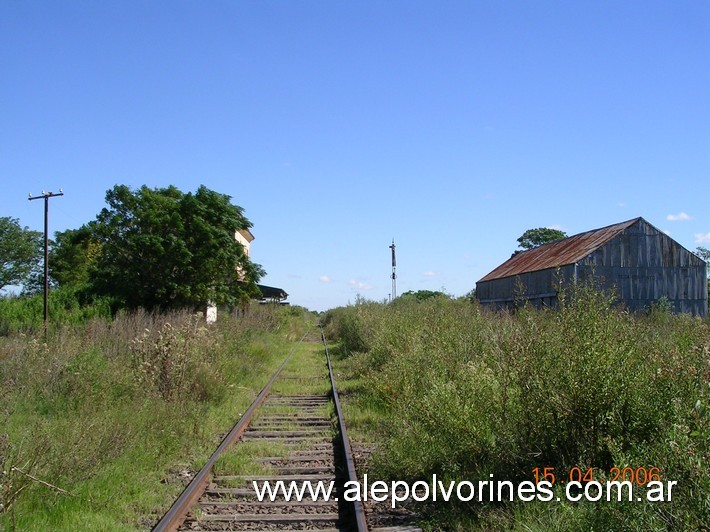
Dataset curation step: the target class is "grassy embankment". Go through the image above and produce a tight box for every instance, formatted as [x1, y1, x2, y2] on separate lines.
[324, 285, 708, 530]
[0, 299, 313, 530]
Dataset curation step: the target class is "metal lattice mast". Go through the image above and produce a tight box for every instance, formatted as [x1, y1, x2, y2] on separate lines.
[389, 239, 397, 301]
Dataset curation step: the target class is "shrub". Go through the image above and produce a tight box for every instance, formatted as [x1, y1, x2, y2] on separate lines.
[331, 284, 709, 528]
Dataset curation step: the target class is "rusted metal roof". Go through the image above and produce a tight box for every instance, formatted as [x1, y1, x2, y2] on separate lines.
[478, 218, 642, 282]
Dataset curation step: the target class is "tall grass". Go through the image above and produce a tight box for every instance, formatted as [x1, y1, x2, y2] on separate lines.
[0, 304, 312, 530]
[324, 285, 709, 529]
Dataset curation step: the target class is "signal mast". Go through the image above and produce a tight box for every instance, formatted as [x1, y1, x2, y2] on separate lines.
[389, 239, 397, 302]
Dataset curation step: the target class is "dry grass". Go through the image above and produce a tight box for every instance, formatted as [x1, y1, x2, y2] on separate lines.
[0, 304, 314, 530]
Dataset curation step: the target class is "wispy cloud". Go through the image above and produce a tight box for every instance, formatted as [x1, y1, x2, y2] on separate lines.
[347, 279, 373, 291]
[422, 271, 438, 277]
[667, 212, 693, 222]
[695, 233, 710, 244]
[548, 224, 567, 232]
[617, 202, 627, 208]
[662, 229, 672, 236]
[319, 275, 331, 283]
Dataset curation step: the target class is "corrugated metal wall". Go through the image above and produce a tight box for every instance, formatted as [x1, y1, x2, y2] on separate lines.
[581, 219, 707, 316]
[476, 265, 575, 310]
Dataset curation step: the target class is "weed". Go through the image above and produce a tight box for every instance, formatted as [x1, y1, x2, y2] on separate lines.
[326, 284, 709, 529]
[0, 305, 313, 529]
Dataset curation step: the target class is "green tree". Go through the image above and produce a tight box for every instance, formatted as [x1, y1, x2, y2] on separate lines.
[22, 227, 100, 296]
[50, 227, 96, 288]
[0, 216, 42, 291]
[33, 225, 102, 300]
[399, 289, 448, 302]
[516, 227, 568, 251]
[69, 184, 264, 311]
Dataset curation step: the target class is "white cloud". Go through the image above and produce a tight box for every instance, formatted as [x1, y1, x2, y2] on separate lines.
[319, 275, 331, 283]
[662, 229, 672, 236]
[695, 233, 710, 244]
[347, 279, 373, 291]
[617, 202, 627, 208]
[422, 271, 438, 277]
[667, 212, 693, 222]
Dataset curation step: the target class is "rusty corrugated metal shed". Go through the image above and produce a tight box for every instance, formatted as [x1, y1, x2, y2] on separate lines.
[478, 218, 641, 282]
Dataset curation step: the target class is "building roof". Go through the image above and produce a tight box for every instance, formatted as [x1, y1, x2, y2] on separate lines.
[478, 217, 642, 283]
[257, 284, 288, 300]
[238, 228, 255, 242]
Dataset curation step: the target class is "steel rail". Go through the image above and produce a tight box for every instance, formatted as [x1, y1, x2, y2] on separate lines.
[152, 329, 310, 532]
[321, 325, 369, 532]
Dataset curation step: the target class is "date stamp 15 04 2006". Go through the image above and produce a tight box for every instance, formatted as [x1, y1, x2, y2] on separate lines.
[532, 466, 677, 503]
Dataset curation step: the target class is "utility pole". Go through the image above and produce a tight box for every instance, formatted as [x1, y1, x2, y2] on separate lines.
[28, 189, 64, 332]
[389, 239, 397, 301]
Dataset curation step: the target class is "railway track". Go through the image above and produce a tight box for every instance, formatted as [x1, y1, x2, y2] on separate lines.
[153, 328, 372, 531]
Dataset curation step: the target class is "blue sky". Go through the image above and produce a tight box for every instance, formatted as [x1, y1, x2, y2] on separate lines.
[1, 1, 708, 311]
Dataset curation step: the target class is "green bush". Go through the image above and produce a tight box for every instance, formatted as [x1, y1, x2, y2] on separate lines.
[0, 287, 112, 334]
[330, 284, 709, 529]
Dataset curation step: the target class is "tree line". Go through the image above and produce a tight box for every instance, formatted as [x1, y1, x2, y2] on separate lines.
[0, 184, 264, 312]
[2, 200, 708, 313]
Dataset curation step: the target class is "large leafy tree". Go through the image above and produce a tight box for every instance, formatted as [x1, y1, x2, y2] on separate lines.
[0, 216, 42, 291]
[59, 185, 264, 310]
[517, 227, 568, 251]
